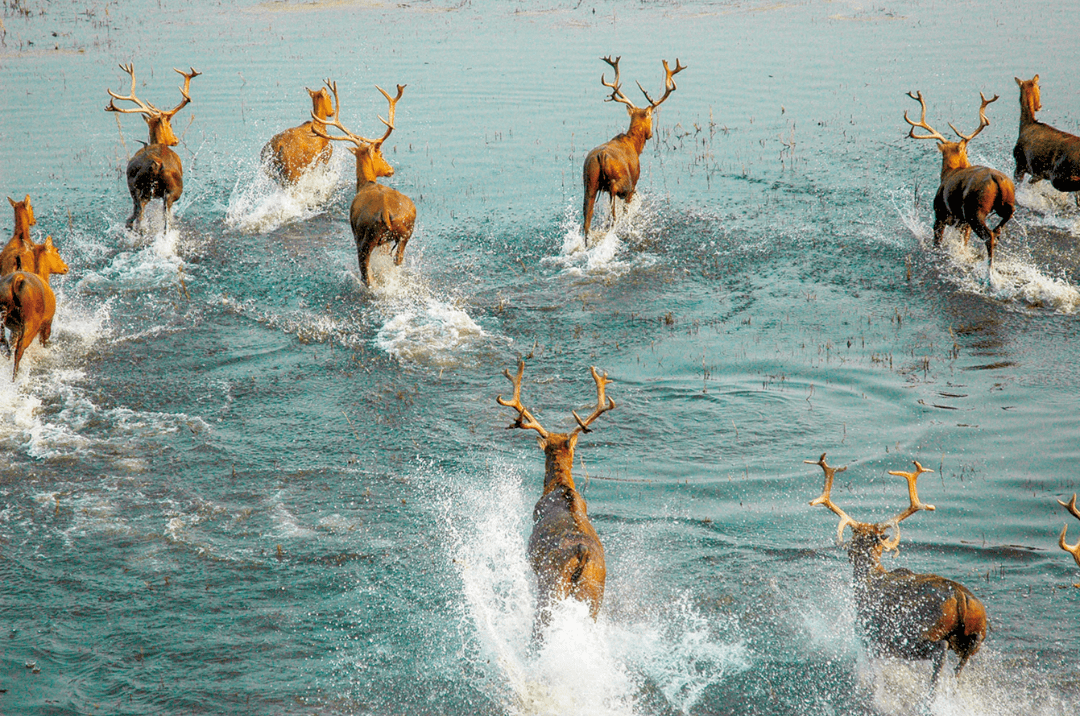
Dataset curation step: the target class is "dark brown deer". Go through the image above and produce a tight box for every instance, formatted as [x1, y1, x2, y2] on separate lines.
[261, 85, 335, 184]
[105, 63, 201, 231]
[806, 454, 988, 687]
[582, 56, 686, 242]
[1013, 75, 1080, 205]
[311, 80, 415, 286]
[497, 360, 616, 632]
[1058, 494, 1080, 587]
[905, 91, 1015, 271]
[0, 234, 68, 379]
[1, 195, 36, 275]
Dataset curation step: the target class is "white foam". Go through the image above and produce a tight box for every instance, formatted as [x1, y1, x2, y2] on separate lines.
[544, 196, 659, 278]
[225, 151, 346, 234]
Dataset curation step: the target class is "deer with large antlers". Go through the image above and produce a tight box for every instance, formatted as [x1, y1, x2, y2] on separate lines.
[497, 360, 616, 632]
[1013, 75, 1080, 206]
[904, 91, 1015, 272]
[1, 196, 37, 275]
[0, 235, 69, 379]
[261, 85, 335, 184]
[1058, 494, 1080, 587]
[105, 63, 201, 231]
[806, 454, 988, 687]
[311, 80, 415, 286]
[582, 56, 686, 242]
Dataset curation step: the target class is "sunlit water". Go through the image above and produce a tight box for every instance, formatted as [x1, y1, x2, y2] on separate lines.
[1, 1, 1079, 714]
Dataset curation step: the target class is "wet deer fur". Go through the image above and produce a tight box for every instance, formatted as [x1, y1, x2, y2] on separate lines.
[0, 236, 69, 379]
[1058, 493, 1080, 588]
[497, 360, 616, 630]
[905, 91, 1015, 269]
[311, 80, 415, 286]
[261, 85, 335, 184]
[1013, 75, 1080, 204]
[105, 63, 201, 231]
[807, 454, 988, 686]
[1, 196, 36, 276]
[582, 56, 686, 241]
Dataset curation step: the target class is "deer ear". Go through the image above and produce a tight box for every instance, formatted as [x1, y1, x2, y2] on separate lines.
[569, 432, 580, 450]
[44, 235, 54, 248]
[8, 197, 15, 208]
[536, 436, 548, 451]
[1015, 77, 1022, 86]
[1034, 74, 1039, 83]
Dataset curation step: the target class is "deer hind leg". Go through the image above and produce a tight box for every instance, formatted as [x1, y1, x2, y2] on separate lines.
[127, 196, 147, 230]
[355, 233, 377, 287]
[11, 327, 27, 379]
[1012, 145, 1028, 184]
[928, 641, 948, 689]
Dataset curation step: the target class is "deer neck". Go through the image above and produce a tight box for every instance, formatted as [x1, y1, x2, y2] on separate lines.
[354, 151, 383, 188]
[542, 441, 577, 495]
[939, 147, 971, 180]
[13, 214, 31, 243]
[1019, 91, 1039, 128]
[623, 120, 651, 155]
[147, 118, 178, 146]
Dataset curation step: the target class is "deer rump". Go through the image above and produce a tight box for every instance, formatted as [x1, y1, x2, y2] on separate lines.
[527, 486, 606, 620]
[934, 166, 1015, 235]
[348, 183, 416, 283]
[127, 144, 183, 223]
[584, 139, 641, 204]
[0, 271, 56, 377]
[857, 568, 987, 670]
[262, 124, 331, 184]
[1014, 122, 1080, 193]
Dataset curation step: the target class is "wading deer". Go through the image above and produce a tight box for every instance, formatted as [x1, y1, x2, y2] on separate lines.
[261, 85, 335, 184]
[105, 63, 201, 231]
[311, 80, 415, 286]
[0, 235, 69, 377]
[904, 91, 1015, 271]
[1, 195, 36, 275]
[497, 360, 616, 632]
[806, 454, 988, 687]
[1058, 494, 1080, 587]
[582, 56, 686, 242]
[1013, 75, 1080, 205]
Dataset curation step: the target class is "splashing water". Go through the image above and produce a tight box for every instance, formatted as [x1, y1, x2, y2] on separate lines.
[225, 152, 346, 234]
[545, 195, 658, 278]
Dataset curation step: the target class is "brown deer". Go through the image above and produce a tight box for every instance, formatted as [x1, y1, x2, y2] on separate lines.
[806, 454, 988, 687]
[904, 91, 1015, 271]
[310, 80, 415, 286]
[497, 359, 616, 632]
[1013, 75, 1080, 205]
[105, 63, 201, 232]
[582, 56, 686, 242]
[261, 85, 335, 184]
[1058, 494, 1080, 587]
[0, 232, 69, 377]
[1, 195, 36, 275]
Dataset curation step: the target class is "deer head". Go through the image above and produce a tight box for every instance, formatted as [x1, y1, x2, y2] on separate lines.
[105, 63, 201, 146]
[311, 79, 405, 186]
[308, 85, 334, 123]
[1015, 74, 1042, 118]
[1059, 494, 1080, 587]
[497, 359, 615, 493]
[904, 91, 999, 177]
[32, 236, 69, 283]
[8, 195, 35, 233]
[600, 56, 686, 142]
[807, 453, 935, 577]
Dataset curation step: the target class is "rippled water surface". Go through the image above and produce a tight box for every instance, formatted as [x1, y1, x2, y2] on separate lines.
[2, 1, 1079, 714]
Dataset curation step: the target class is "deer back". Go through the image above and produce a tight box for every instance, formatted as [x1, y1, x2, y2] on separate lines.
[348, 181, 416, 239]
[937, 164, 1015, 219]
[0, 271, 55, 331]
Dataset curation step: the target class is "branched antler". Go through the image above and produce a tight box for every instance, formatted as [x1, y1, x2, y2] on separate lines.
[106, 63, 156, 115]
[949, 92, 997, 143]
[881, 461, 936, 550]
[311, 80, 406, 148]
[903, 91, 947, 142]
[571, 367, 616, 436]
[601, 55, 637, 109]
[374, 84, 406, 146]
[496, 360, 550, 438]
[638, 59, 687, 109]
[165, 67, 202, 118]
[1059, 494, 1080, 585]
[806, 453, 863, 543]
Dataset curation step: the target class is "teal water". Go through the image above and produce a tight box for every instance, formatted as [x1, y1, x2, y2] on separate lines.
[1, 1, 1079, 714]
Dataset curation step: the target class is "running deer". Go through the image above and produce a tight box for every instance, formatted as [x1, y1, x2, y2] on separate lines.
[1058, 494, 1080, 587]
[0, 237, 69, 379]
[105, 63, 201, 231]
[497, 360, 616, 631]
[904, 91, 1015, 271]
[261, 85, 335, 184]
[806, 454, 988, 687]
[311, 80, 415, 286]
[1, 196, 36, 275]
[1013, 75, 1080, 205]
[582, 56, 686, 241]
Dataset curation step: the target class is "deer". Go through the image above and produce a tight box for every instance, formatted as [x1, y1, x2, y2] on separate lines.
[310, 80, 415, 286]
[496, 359, 616, 634]
[1013, 75, 1080, 206]
[1, 195, 36, 275]
[806, 454, 988, 688]
[1058, 494, 1080, 587]
[105, 63, 201, 232]
[582, 56, 686, 242]
[904, 91, 1015, 273]
[261, 85, 335, 184]
[0, 236, 69, 379]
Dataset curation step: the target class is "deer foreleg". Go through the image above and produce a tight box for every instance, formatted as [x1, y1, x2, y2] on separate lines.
[928, 642, 948, 689]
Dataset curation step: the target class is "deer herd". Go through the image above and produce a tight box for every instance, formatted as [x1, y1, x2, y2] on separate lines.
[5, 59, 1080, 691]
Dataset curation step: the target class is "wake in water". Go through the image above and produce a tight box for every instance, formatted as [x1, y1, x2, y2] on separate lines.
[224, 151, 347, 234]
[544, 195, 659, 279]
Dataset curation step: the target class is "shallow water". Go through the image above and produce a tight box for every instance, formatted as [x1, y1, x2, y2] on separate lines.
[1, 1, 1079, 714]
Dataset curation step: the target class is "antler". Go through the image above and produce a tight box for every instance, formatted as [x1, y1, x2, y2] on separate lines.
[807, 453, 864, 543]
[638, 58, 687, 109]
[163, 67, 201, 118]
[948, 92, 998, 143]
[903, 91, 948, 142]
[105, 63, 157, 115]
[373, 84, 406, 146]
[571, 367, 616, 436]
[1059, 494, 1080, 575]
[312, 81, 405, 148]
[881, 460, 936, 550]
[496, 360, 550, 439]
[601, 56, 638, 109]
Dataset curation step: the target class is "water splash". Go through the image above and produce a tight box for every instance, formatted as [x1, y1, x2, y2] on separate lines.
[544, 196, 658, 278]
[225, 151, 346, 234]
